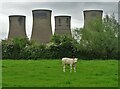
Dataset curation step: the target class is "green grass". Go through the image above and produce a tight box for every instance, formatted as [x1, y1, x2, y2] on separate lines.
[2, 59, 118, 87]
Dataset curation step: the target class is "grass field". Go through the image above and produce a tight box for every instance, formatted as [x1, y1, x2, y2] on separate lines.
[2, 59, 118, 87]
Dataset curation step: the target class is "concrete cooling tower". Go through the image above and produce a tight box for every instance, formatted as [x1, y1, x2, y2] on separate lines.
[54, 16, 71, 36]
[118, 1, 120, 25]
[83, 10, 103, 28]
[8, 15, 27, 40]
[31, 9, 52, 43]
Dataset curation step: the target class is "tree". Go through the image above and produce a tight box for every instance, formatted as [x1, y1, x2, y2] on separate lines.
[75, 14, 119, 59]
[49, 34, 77, 58]
[2, 37, 31, 59]
[102, 14, 118, 58]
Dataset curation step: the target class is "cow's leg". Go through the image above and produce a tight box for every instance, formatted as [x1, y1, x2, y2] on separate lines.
[74, 64, 76, 72]
[70, 64, 72, 72]
[63, 64, 66, 72]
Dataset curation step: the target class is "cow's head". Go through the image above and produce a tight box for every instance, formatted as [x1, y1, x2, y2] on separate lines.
[74, 58, 78, 63]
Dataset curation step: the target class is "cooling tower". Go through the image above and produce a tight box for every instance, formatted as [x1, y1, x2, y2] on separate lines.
[8, 15, 27, 40]
[54, 16, 71, 36]
[83, 10, 103, 28]
[118, 1, 120, 25]
[31, 9, 52, 43]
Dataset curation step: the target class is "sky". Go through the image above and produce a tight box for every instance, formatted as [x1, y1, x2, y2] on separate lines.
[0, 0, 119, 40]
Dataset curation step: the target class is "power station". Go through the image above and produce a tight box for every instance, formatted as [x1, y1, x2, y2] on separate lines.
[8, 15, 27, 40]
[7, 9, 104, 43]
[31, 9, 52, 43]
[83, 10, 103, 28]
[118, 1, 120, 24]
[54, 15, 71, 36]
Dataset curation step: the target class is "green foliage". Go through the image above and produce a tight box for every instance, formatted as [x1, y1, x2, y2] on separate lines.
[75, 14, 118, 59]
[2, 37, 31, 59]
[2, 35, 77, 59]
[48, 34, 77, 58]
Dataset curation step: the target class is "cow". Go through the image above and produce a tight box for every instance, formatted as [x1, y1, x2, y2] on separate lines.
[62, 57, 78, 72]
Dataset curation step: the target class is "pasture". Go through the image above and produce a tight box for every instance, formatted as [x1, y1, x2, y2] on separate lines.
[2, 59, 118, 87]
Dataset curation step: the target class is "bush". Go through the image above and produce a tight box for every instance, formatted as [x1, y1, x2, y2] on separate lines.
[2, 23, 118, 60]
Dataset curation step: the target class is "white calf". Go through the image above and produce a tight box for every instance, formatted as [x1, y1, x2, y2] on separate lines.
[62, 57, 78, 72]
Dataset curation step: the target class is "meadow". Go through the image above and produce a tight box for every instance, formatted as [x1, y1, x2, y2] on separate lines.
[2, 59, 118, 87]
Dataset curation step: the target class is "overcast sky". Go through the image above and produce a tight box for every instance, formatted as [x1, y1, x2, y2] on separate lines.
[0, 0, 119, 40]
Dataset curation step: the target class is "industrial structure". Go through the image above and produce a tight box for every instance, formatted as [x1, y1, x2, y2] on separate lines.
[54, 15, 71, 36]
[83, 10, 103, 28]
[8, 15, 27, 40]
[31, 9, 52, 43]
[118, 1, 120, 24]
[7, 9, 105, 43]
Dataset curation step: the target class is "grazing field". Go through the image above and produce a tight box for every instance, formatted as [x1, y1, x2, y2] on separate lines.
[2, 59, 118, 87]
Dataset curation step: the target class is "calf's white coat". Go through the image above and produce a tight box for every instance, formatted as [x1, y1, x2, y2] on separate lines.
[62, 57, 78, 72]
